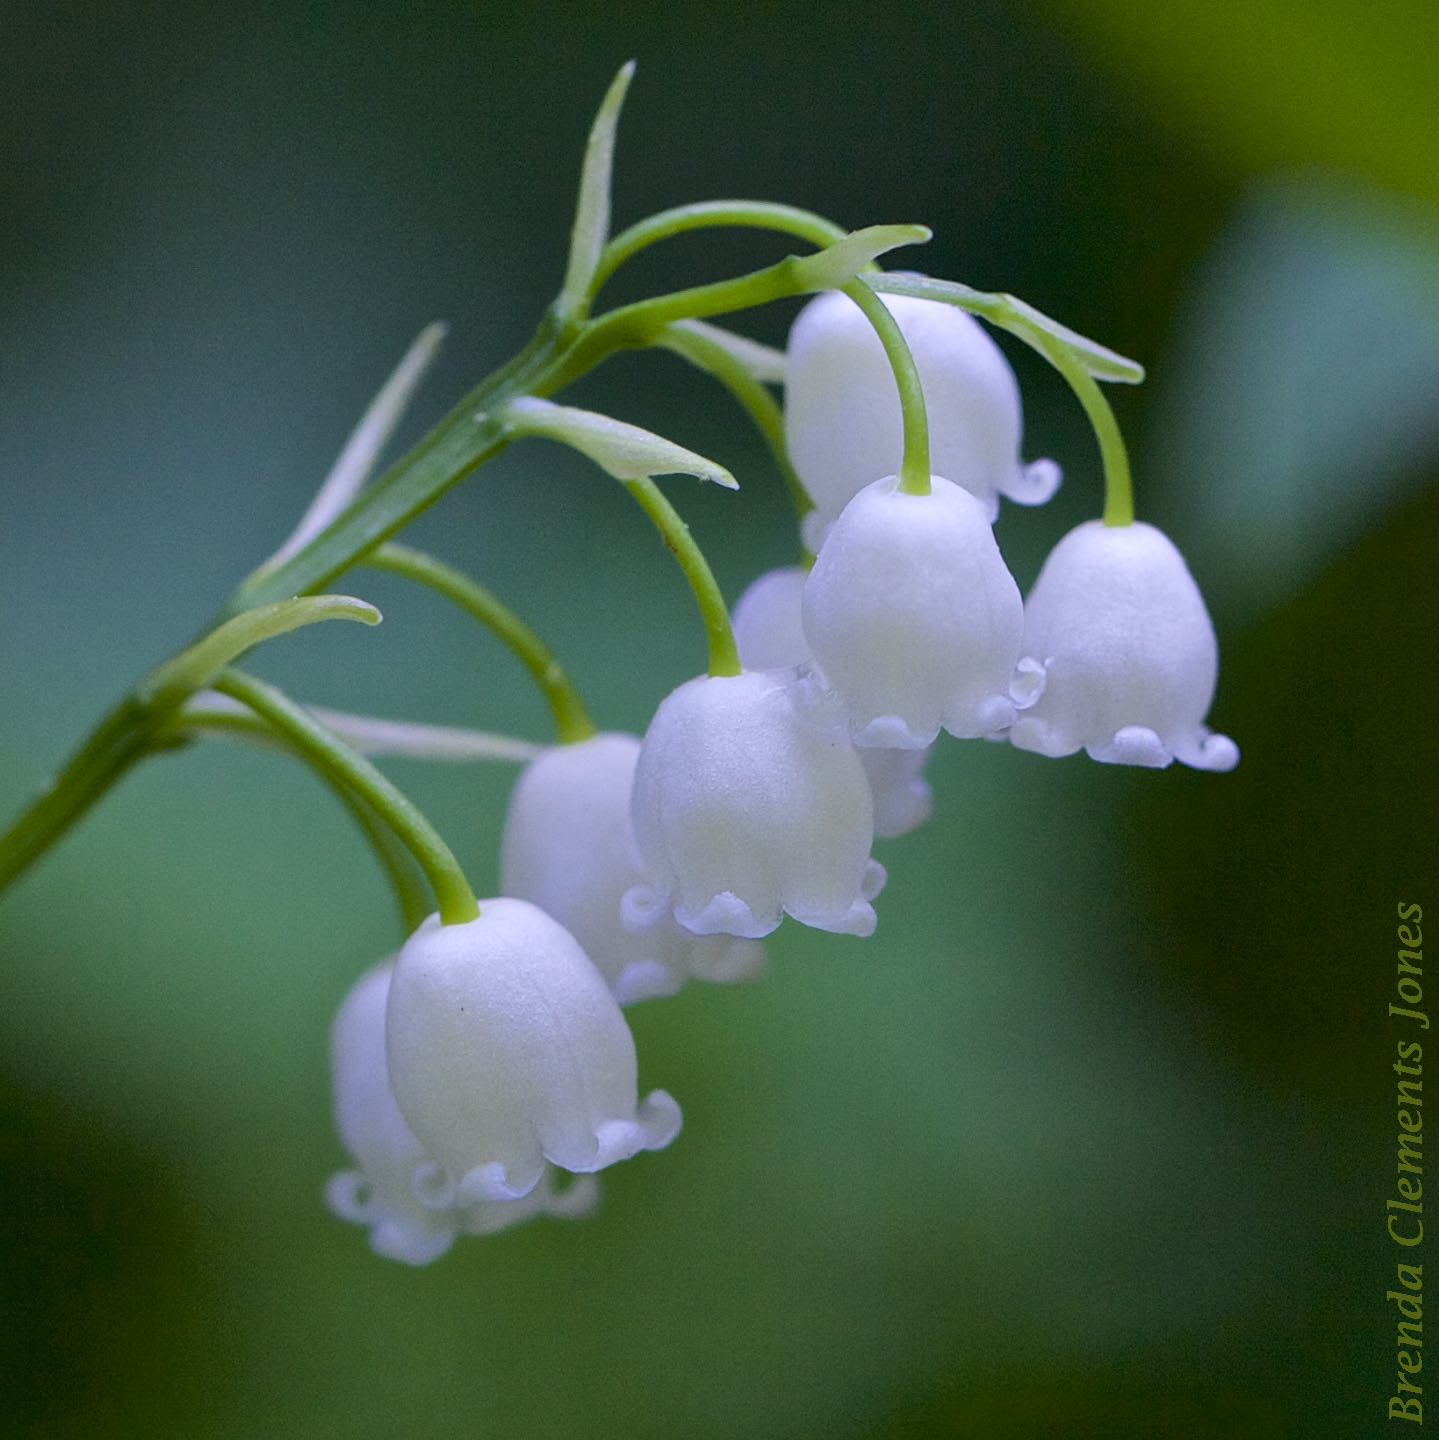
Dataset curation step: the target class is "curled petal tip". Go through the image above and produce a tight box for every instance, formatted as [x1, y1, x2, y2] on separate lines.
[1010, 657, 1046, 710]
[456, 1159, 544, 1205]
[853, 713, 936, 751]
[1006, 457, 1062, 507]
[1088, 726, 1173, 768]
[677, 890, 778, 940]
[1178, 731, 1240, 773]
[324, 1170, 371, 1225]
[638, 1089, 683, 1150]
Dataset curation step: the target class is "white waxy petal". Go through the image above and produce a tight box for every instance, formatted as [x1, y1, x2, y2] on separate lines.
[801, 475, 1041, 747]
[500, 733, 765, 1004]
[733, 565, 935, 839]
[326, 962, 596, 1266]
[784, 289, 1059, 533]
[624, 670, 885, 939]
[859, 747, 935, 840]
[1009, 520, 1239, 771]
[731, 567, 809, 672]
[385, 902, 680, 1209]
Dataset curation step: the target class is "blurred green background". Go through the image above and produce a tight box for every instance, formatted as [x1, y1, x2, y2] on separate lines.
[2, 2, 1437, 1436]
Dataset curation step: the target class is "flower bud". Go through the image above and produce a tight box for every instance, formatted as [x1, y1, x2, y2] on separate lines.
[325, 962, 596, 1265]
[732, 565, 935, 838]
[500, 733, 765, 1004]
[800, 476, 1042, 748]
[784, 289, 1059, 543]
[624, 670, 885, 939]
[1009, 520, 1239, 770]
[385, 902, 681, 1207]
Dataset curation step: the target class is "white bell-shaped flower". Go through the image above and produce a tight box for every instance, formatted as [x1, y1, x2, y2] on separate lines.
[800, 475, 1043, 748]
[624, 670, 885, 939]
[325, 962, 597, 1266]
[732, 565, 934, 839]
[1009, 520, 1239, 770]
[500, 733, 765, 1004]
[386, 901, 681, 1207]
[784, 289, 1059, 544]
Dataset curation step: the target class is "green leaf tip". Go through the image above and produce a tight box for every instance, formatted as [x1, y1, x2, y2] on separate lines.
[503, 396, 738, 489]
[796, 224, 933, 291]
[140, 595, 381, 712]
[558, 61, 638, 319]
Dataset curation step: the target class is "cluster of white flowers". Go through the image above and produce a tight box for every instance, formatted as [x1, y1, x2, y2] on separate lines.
[327, 289, 1237, 1264]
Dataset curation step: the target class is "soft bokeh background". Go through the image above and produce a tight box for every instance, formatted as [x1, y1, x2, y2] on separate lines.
[3, 2, 1437, 1436]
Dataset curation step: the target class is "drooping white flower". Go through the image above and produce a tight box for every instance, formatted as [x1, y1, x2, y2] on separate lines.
[800, 475, 1043, 748]
[325, 962, 597, 1266]
[623, 670, 885, 939]
[500, 733, 765, 1004]
[732, 565, 934, 838]
[1009, 520, 1239, 770]
[385, 902, 681, 1207]
[784, 289, 1059, 545]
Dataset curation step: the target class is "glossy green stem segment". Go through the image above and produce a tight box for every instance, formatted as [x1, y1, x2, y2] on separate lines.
[622, 478, 741, 677]
[656, 322, 813, 518]
[594, 200, 849, 294]
[365, 543, 596, 744]
[211, 669, 478, 926]
[1026, 333, 1135, 527]
[841, 278, 931, 496]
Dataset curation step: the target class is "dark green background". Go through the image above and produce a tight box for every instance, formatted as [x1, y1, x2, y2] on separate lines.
[3, 2, 1436, 1436]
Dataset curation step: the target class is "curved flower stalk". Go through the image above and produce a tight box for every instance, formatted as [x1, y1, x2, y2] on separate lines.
[501, 733, 765, 1004]
[624, 670, 885, 939]
[385, 901, 680, 1206]
[799, 475, 1043, 747]
[784, 289, 1059, 545]
[731, 567, 934, 839]
[1009, 521, 1239, 770]
[327, 962, 596, 1266]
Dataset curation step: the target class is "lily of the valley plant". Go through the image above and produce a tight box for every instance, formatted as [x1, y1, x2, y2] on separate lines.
[0, 65, 1237, 1265]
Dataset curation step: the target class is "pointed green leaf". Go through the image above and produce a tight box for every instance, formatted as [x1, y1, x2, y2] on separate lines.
[794, 224, 933, 292]
[557, 61, 637, 319]
[178, 694, 541, 763]
[503, 396, 738, 488]
[140, 595, 381, 710]
[257, 322, 447, 577]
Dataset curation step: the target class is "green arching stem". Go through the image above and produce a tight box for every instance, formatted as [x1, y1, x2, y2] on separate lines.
[1024, 330, 1135, 526]
[542, 224, 929, 394]
[593, 200, 848, 295]
[364, 543, 596, 744]
[211, 668, 479, 926]
[867, 271, 1138, 524]
[841, 278, 931, 496]
[622, 477, 741, 677]
[656, 322, 813, 519]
